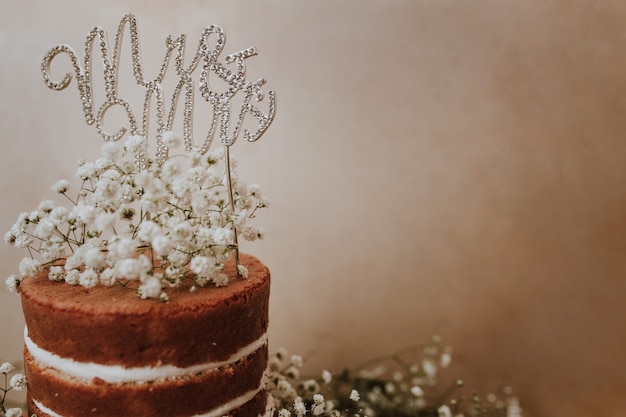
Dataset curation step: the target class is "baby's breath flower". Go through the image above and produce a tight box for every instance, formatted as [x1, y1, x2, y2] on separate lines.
[207, 146, 224, 162]
[79, 269, 99, 288]
[18, 258, 41, 278]
[124, 134, 147, 154]
[285, 365, 300, 380]
[137, 276, 162, 299]
[75, 161, 98, 180]
[276, 347, 288, 360]
[312, 394, 325, 415]
[239, 224, 264, 241]
[167, 249, 189, 268]
[100, 268, 116, 287]
[51, 179, 70, 194]
[114, 258, 144, 279]
[350, 389, 360, 402]
[64, 252, 84, 271]
[0, 362, 15, 374]
[301, 379, 319, 394]
[248, 183, 262, 197]
[72, 203, 96, 225]
[423, 358, 438, 377]
[95, 157, 111, 170]
[191, 190, 212, 214]
[5, 408, 23, 417]
[137, 221, 162, 243]
[48, 266, 65, 282]
[94, 179, 120, 205]
[440, 352, 452, 368]
[277, 379, 297, 399]
[84, 247, 106, 269]
[64, 269, 80, 285]
[9, 373, 27, 390]
[278, 409, 291, 417]
[101, 141, 122, 160]
[237, 264, 249, 278]
[291, 355, 304, 368]
[410, 385, 424, 397]
[506, 398, 523, 417]
[212, 273, 229, 287]
[108, 236, 137, 260]
[190, 256, 213, 276]
[161, 130, 181, 148]
[120, 207, 136, 221]
[189, 151, 202, 167]
[321, 370, 332, 384]
[5, 274, 21, 293]
[4, 230, 17, 246]
[438, 405, 452, 417]
[293, 399, 307, 417]
[33, 219, 55, 240]
[37, 200, 55, 214]
[213, 227, 233, 245]
[161, 159, 180, 177]
[152, 235, 173, 255]
[94, 212, 116, 233]
[49, 206, 69, 224]
[172, 222, 193, 242]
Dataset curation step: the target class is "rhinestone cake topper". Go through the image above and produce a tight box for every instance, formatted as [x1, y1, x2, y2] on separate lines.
[41, 13, 276, 271]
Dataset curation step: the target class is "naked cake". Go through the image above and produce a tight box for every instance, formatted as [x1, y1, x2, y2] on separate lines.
[20, 254, 271, 417]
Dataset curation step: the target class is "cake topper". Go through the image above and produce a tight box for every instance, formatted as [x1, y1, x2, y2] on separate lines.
[40, 13, 276, 272]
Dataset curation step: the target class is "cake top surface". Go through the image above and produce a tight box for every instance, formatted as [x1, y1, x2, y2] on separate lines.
[19, 254, 270, 315]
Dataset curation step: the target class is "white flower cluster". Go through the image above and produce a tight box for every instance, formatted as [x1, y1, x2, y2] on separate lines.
[265, 338, 522, 417]
[4, 132, 268, 299]
[265, 348, 354, 417]
[0, 361, 26, 417]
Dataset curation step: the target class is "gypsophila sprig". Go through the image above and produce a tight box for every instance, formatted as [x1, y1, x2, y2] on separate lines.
[4, 132, 268, 299]
[265, 337, 523, 417]
[0, 361, 25, 416]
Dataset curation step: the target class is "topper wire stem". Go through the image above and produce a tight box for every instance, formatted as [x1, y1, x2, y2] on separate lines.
[224, 145, 241, 274]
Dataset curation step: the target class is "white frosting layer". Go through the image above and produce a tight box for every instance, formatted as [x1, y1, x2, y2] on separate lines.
[24, 326, 267, 383]
[191, 386, 264, 417]
[31, 400, 62, 417]
[33, 386, 266, 417]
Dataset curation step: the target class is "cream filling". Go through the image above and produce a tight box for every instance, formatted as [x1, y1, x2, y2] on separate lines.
[24, 326, 268, 383]
[33, 385, 266, 417]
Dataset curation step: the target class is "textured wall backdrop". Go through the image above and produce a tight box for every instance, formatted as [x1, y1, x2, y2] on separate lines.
[1, 1, 625, 416]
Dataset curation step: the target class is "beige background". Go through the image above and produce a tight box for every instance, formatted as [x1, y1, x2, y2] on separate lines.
[1, 1, 626, 416]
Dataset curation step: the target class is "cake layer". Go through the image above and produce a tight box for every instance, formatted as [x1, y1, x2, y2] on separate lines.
[19, 254, 270, 368]
[25, 344, 269, 417]
[28, 390, 270, 417]
[24, 326, 267, 383]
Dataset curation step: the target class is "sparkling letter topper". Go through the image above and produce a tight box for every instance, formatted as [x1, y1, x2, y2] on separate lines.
[41, 13, 276, 272]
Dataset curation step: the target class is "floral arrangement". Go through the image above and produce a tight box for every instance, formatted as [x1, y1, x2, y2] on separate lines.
[265, 337, 523, 417]
[0, 362, 26, 417]
[4, 132, 267, 299]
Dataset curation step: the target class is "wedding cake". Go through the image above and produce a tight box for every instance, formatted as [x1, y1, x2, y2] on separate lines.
[5, 13, 277, 417]
[21, 255, 271, 417]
